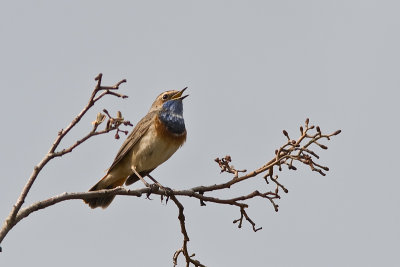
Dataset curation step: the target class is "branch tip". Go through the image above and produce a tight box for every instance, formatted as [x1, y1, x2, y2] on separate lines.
[94, 73, 102, 81]
[333, 129, 342, 135]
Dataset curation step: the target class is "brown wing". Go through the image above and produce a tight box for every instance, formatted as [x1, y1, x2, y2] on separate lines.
[106, 110, 157, 172]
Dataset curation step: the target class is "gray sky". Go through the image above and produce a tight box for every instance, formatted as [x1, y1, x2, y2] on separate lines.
[1, 1, 399, 266]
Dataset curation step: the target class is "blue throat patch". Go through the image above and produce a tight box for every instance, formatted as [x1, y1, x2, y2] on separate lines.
[158, 99, 186, 134]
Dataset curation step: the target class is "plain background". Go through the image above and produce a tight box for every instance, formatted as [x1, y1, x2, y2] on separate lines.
[1, 1, 399, 266]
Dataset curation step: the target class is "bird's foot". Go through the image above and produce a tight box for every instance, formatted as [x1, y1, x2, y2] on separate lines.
[150, 181, 172, 195]
[149, 183, 160, 191]
[160, 186, 173, 204]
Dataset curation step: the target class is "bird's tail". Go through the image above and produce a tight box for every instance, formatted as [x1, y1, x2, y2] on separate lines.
[83, 174, 125, 209]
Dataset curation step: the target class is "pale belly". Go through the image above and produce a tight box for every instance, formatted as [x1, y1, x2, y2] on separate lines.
[130, 124, 180, 172]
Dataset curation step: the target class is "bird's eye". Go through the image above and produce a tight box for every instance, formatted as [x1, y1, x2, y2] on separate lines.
[162, 94, 168, 100]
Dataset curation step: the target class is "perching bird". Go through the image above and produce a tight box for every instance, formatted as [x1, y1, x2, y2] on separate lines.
[84, 88, 188, 209]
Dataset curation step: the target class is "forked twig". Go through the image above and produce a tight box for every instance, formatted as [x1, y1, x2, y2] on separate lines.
[0, 74, 130, 245]
[0, 74, 341, 267]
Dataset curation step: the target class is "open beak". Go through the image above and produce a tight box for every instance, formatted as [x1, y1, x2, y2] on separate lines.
[171, 87, 189, 100]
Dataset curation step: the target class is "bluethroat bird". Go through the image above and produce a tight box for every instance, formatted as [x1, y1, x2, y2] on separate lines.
[84, 88, 188, 209]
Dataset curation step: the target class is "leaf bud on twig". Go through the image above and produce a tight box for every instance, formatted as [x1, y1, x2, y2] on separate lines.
[319, 144, 328, 150]
[92, 112, 106, 126]
[283, 130, 289, 140]
[289, 165, 297, 170]
[333, 129, 342, 135]
[103, 109, 111, 118]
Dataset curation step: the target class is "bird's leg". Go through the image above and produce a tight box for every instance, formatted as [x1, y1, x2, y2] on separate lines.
[146, 174, 164, 188]
[131, 167, 150, 187]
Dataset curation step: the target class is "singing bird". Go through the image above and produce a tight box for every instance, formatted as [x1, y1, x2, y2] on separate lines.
[84, 88, 188, 209]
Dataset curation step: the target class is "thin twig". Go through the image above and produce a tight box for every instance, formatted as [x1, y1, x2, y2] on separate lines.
[0, 71, 341, 267]
[170, 195, 206, 267]
[0, 74, 128, 244]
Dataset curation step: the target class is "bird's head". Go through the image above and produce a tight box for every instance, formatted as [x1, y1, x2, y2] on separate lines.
[149, 87, 188, 113]
[153, 87, 188, 135]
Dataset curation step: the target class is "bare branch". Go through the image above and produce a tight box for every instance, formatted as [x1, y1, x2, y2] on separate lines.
[0, 74, 128, 244]
[0, 73, 341, 267]
[171, 195, 206, 267]
[233, 207, 262, 232]
[214, 155, 247, 178]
